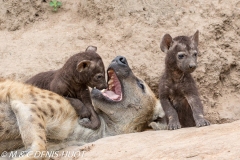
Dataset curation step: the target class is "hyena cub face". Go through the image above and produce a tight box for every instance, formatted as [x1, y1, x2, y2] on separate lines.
[88, 60, 107, 90]
[175, 44, 198, 73]
[161, 30, 199, 73]
[77, 46, 107, 90]
[78, 59, 106, 90]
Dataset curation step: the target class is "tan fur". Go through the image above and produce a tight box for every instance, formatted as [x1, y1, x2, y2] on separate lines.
[0, 77, 164, 160]
[0, 79, 78, 159]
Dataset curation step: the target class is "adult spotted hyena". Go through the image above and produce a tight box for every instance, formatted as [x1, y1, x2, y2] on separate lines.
[0, 56, 164, 160]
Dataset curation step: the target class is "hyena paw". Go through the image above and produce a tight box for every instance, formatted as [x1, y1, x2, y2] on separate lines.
[168, 121, 181, 130]
[149, 122, 168, 130]
[78, 117, 101, 130]
[195, 118, 210, 127]
[78, 118, 90, 125]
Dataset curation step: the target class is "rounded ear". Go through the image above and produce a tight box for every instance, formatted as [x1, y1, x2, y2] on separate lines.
[191, 30, 199, 47]
[160, 34, 173, 53]
[85, 46, 97, 52]
[76, 60, 91, 72]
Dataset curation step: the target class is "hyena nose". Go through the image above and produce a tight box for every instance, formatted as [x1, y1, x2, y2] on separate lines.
[114, 56, 128, 66]
[97, 84, 107, 90]
[102, 82, 108, 89]
[189, 64, 196, 69]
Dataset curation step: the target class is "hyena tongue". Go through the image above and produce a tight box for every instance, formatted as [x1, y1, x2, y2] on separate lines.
[102, 90, 120, 100]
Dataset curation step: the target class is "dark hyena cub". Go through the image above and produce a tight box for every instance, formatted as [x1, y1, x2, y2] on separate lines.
[159, 30, 210, 130]
[26, 46, 107, 130]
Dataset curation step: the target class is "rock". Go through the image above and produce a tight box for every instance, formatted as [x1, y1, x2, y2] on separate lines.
[56, 120, 240, 159]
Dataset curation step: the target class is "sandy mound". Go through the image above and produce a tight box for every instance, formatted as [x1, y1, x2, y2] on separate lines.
[57, 120, 240, 159]
[0, 0, 240, 159]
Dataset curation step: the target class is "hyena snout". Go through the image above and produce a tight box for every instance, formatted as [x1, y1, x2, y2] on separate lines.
[97, 83, 108, 90]
[189, 62, 197, 70]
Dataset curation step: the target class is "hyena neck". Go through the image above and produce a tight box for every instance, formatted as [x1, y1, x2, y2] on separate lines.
[57, 68, 85, 88]
[165, 67, 188, 83]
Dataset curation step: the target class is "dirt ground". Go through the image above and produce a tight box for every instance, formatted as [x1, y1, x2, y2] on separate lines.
[58, 120, 240, 160]
[0, 0, 240, 159]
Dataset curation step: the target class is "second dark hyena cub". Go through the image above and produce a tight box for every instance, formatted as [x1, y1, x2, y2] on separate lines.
[159, 30, 210, 130]
[26, 46, 107, 130]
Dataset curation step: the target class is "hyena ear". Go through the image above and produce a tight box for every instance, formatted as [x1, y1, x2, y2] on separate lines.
[85, 46, 97, 52]
[160, 34, 173, 53]
[191, 30, 199, 47]
[76, 60, 91, 72]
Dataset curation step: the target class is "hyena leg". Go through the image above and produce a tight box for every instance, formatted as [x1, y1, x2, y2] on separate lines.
[10, 101, 47, 160]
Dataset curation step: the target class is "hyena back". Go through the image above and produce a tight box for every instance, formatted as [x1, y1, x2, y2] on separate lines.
[0, 79, 78, 158]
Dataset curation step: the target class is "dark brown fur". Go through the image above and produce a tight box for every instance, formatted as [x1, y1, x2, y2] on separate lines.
[26, 46, 107, 130]
[159, 31, 210, 130]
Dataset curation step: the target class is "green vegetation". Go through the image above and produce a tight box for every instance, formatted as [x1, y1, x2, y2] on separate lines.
[49, 0, 62, 12]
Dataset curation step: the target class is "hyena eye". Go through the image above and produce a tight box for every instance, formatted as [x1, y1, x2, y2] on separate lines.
[177, 52, 185, 59]
[95, 74, 103, 80]
[97, 75, 102, 79]
[178, 54, 185, 59]
[137, 79, 145, 91]
[192, 50, 198, 57]
[139, 83, 144, 90]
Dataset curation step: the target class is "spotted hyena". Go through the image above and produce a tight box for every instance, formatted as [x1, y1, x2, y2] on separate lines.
[26, 46, 107, 130]
[0, 56, 165, 160]
[158, 31, 210, 130]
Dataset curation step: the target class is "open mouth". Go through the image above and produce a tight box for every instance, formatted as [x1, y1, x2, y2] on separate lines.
[100, 69, 123, 101]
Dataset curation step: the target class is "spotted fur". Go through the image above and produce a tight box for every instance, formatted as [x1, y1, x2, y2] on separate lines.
[0, 57, 165, 160]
